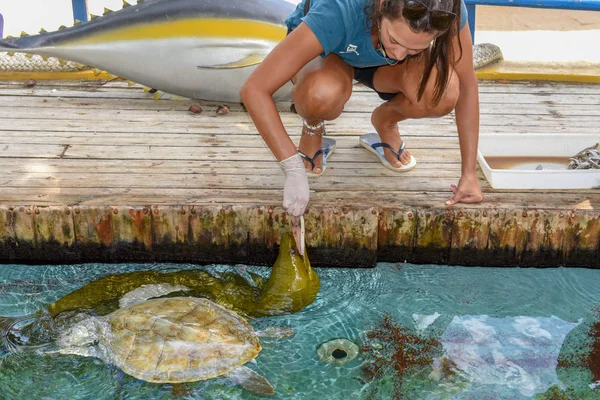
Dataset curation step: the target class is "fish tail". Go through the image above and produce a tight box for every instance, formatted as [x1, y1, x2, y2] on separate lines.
[0, 33, 43, 51]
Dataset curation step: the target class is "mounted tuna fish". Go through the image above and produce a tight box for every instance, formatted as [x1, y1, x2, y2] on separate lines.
[0, 0, 295, 102]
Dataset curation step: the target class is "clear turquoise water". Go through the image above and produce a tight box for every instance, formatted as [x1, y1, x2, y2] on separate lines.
[1, 263, 599, 400]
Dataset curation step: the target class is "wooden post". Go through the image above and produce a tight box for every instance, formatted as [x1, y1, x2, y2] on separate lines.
[71, 0, 89, 23]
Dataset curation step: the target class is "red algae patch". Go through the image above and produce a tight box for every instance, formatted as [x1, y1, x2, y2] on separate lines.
[587, 315, 600, 381]
[359, 315, 442, 399]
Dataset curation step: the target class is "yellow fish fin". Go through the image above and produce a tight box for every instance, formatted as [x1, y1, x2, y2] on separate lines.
[197, 52, 266, 70]
[153, 91, 165, 100]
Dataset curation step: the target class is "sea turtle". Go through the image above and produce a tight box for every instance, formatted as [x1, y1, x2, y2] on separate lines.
[53, 296, 293, 396]
[1, 232, 317, 353]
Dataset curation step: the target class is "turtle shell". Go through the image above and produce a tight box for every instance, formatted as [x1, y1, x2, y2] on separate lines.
[104, 297, 261, 383]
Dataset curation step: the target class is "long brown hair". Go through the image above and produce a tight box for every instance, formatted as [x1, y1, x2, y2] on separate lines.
[366, 0, 463, 106]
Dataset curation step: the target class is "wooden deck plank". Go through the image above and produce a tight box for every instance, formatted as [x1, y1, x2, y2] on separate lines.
[0, 79, 598, 267]
[0, 187, 595, 209]
[2, 120, 594, 136]
[0, 121, 589, 137]
[1, 91, 599, 117]
[0, 134, 461, 148]
[3, 78, 600, 94]
[2, 84, 600, 106]
[1, 101, 599, 117]
[2, 175, 598, 196]
[2, 92, 599, 110]
[1, 144, 464, 162]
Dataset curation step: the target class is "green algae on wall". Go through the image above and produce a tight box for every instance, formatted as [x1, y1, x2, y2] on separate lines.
[0, 205, 598, 267]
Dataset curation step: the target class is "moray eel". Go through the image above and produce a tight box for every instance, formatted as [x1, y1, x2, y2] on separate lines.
[0, 0, 295, 102]
[44, 232, 319, 318]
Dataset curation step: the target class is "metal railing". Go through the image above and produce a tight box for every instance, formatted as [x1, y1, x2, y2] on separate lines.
[72, 0, 90, 23]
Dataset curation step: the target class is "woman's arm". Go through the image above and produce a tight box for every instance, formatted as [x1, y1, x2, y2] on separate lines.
[240, 23, 324, 162]
[240, 23, 324, 217]
[445, 23, 484, 205]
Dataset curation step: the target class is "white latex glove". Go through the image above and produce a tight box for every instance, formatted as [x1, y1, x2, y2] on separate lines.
[278, 153, 309, 217]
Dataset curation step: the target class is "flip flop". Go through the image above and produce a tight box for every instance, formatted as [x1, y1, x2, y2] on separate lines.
[359, 132, 417, 172]
[298, 137, 336, 177]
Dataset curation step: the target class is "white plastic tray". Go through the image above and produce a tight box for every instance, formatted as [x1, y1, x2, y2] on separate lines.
[477, 134, 600, 189]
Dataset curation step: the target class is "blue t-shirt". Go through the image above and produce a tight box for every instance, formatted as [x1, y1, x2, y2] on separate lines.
[285, 0, 468, 68]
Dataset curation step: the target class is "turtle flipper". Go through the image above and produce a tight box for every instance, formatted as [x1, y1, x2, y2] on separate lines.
[224, 365, 274, 396]
[50, 343, 100, 359]
[118, 284, 190, 308]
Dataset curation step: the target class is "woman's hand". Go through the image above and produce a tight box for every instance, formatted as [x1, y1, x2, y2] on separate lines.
[445, 173, 483, 205]
[279, 153, 310, 216]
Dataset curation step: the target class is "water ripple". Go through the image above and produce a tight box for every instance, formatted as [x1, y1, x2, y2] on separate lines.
[301, 267, 388, 318]
[1, 263, 600, 400]
[0, 352, 119, 400]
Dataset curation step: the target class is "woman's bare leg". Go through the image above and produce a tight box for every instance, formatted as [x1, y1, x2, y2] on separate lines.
[370, 57, 460, 168]
[292, 54, 354, 174]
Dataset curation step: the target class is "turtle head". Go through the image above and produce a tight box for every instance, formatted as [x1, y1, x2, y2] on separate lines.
[56, 316, 100, 349]
[254, 233, 320, 316]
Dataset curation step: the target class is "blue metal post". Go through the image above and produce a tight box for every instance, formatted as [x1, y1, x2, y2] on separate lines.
[72, 0, 89, 23]
[0, 13, 4, 37]
[464, 0, 600, 11]
[466, 4, 476, 44]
